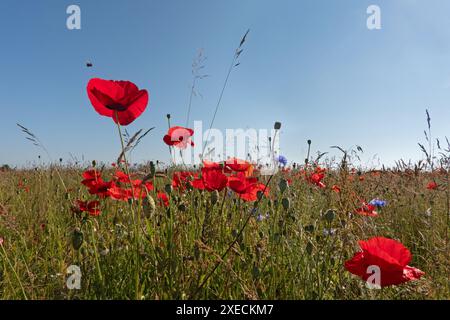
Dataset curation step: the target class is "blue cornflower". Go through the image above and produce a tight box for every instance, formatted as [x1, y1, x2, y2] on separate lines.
[369, 198, 387, 208]
[277, 155, 288, 167]
[255, 211, 270, 222]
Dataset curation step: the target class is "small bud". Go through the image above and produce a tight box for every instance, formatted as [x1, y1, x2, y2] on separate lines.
[324, 209, 336, 222]
[257, 190, 264, 201]
[307, 139, 311, 145]
[149, 161, 156, 178]
[164, 184, 173, 195]
[278, 178, 289, 193]
[166, 114, 171, 119]
[210, 190, 220, 205]
[274, 122, 282, 130]
[281, 198, 290, 210]
[306, 241, 313, 255]
[92, 160, 96, 167]
[72, 228, 84, 250]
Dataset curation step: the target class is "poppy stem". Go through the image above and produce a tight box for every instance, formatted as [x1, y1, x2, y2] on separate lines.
[114, 111, 141, 299]
[218, 188, 227, 217]
[167, 117, 173, 164]
[191, 174, 274, 298]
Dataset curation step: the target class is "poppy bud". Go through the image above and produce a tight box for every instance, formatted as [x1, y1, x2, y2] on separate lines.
[92, 160, 96, 167]
[149, 161, 156, 178]
[166, 114, 171, 119]
[143, 195, 156, 218]
[307, 139, 311, 145]
[324, 209, 336, 222]
[282, 198, 290, 210]
[306, 241, 313, 255]
[278, 178, 289, 193]
[210, 190, 220, 205]
[274, 122, 281, 130]
[72, 228, 84, 250]
[257, 190, 264, 201]
[164, 184, 173, 195]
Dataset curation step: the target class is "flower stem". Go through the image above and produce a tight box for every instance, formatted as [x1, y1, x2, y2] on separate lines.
[114, 112, 141, 299]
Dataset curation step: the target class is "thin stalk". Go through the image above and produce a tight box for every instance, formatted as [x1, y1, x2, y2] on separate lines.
[201, 51, 239, 159]
[191, 175, 274, 298]
[0, 245, 28, 300]
[114, 112, 141, 299]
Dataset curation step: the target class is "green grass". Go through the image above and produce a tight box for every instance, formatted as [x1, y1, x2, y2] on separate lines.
[0, 163, 448, 300]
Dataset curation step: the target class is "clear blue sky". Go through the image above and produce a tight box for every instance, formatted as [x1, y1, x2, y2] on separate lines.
[1, 0, 450, 167]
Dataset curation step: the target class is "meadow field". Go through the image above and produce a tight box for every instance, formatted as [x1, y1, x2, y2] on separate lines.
[0, 145, 449, 299]
[0, 21, 448, 301]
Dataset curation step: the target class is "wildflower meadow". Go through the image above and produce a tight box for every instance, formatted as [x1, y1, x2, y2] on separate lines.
[0, 2, 449, 302]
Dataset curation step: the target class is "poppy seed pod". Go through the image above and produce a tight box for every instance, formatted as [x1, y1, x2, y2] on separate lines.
[274, 122, 281, 130]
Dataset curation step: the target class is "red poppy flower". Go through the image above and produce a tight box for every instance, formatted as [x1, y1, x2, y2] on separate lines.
[87, 78, 149, 126]
[89, 180, 115, 198]
[426, 181, 438, 190]
[191, 168, 228, 192]
[81, 170, 102, 188]
[203, 160, 223, 170]
[224, 158, 251, 172]
[72, 200, 101, 216]
[331, 185, 341, 193]
[309, 173, 325, 188]
[306, 167, 326, 188]
[228, 173, 269, 202]
[355, 202, 378, 217]
[172, 171, 195, 190]
[163, 126, 194, 149]
[345, 237, 424, 287]
[157, 192, 170, 207]
[114, 171, 132, 183]
[108, 180, 153, 201]
[18, 181, 30, 193]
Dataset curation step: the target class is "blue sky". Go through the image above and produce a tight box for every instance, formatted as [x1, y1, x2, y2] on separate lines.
[1, 0, 450, 167]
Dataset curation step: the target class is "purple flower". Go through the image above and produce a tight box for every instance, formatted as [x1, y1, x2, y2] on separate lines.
[277, 155, 288, 167]
[369, 198, 387, 208]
